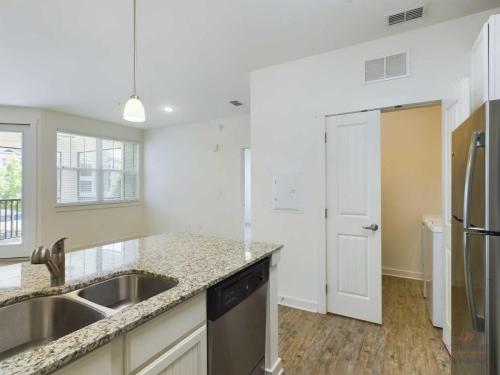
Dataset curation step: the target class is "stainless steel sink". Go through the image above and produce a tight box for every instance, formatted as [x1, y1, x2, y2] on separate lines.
[77, 274, 178, 311]
[0, 296, 105, 361]
[0, 273, 177, 361]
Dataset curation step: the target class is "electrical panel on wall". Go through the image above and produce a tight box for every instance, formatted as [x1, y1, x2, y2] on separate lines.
[272, 173, 303, 212]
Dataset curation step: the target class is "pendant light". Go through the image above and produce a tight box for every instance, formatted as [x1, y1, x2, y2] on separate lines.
[123, 0, 145, 122]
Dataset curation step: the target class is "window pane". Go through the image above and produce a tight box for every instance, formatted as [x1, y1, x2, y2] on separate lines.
[78, 170, 97, 201]
[79, 137, 97, 169]
[59, 169, 78, 203]
[56, 132, 138, 204]
[57, 133, 72, 168]
[58, 169, 98, 203]
[124, 142, 137, 172]
[57, 133, 98, 170]
[102, 140, 123, 170]
[124, 174, 137, 200]
[103, 171, 122, 201]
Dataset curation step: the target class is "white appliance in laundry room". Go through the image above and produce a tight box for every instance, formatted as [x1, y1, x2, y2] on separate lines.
[421, 215, 444, 328]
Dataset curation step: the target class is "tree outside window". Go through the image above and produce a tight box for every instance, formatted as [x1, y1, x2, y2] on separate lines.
[0, 153, 22, 200]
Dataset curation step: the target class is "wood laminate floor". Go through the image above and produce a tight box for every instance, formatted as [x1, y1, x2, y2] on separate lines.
[278, 276, 450, 375]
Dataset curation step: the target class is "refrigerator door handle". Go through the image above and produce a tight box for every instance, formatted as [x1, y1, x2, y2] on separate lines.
[463, 131, 485, 232]
[463, 231, 485, 332]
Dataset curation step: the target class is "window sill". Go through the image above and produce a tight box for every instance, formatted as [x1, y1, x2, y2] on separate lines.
[54, 200, 142, 212]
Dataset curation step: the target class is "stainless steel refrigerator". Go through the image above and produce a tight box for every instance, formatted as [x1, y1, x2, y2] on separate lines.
[452, 99, 500, 374]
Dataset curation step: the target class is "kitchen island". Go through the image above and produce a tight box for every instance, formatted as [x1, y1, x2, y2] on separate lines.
[0, 233, 283, 375]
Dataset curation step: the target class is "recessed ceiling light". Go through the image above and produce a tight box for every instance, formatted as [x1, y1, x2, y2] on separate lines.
[164, 107, 174, 113]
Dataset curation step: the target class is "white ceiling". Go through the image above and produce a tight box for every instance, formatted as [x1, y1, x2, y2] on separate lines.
[0, 0, 498, 128]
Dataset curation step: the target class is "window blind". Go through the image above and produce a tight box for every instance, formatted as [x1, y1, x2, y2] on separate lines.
[57, 132, 139, 204]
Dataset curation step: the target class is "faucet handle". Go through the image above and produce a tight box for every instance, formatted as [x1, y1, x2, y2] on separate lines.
[31, 246, 50, 264]
[51, 238, 67, 253]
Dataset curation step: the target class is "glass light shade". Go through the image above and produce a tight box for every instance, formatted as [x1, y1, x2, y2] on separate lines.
[123, 95, 145, 123]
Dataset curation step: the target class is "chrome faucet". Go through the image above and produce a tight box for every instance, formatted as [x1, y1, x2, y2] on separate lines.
[31, 238, 67, 286]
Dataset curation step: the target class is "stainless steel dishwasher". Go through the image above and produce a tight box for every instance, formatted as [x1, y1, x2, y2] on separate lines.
[207, 257, 269, 375]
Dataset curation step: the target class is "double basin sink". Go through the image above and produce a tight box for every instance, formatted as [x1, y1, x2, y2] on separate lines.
[0, 273, 178, 361]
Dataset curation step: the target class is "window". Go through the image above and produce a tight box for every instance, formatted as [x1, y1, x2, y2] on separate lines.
[57, 132, 139, 204]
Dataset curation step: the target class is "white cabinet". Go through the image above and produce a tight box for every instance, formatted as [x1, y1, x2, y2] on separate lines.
[137, 326, 206, 375]
[471, 22, 489, 111]
[491, 15, 500, 101]
[53, 337, 124, 375]
[125, 293, 206, 373]
[471, 14, 500, 112]
[54, 292, 207, 375]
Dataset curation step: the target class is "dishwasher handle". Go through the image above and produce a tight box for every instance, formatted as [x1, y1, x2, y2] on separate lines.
[207, 257, 270, 321]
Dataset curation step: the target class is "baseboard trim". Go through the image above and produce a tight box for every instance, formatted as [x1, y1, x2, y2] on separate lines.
[383, 267, 423, 281]
[278, 294, 318, 313]
[266, 357, 284, 375]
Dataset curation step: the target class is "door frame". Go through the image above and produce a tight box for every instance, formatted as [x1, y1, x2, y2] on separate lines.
[317, 100, 442, 315]
[240, 147, 251, 241]
[0, 114, 38, 260]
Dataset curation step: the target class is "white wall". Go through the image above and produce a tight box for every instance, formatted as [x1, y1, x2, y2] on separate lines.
[250, 9, 500, 313]
[39, 110, 144, 249]
[144, 115, 250, 240]
[0, 106, 145, 252]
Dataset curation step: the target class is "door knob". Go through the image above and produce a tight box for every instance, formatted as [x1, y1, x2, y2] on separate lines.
[362, 224, 379, 231]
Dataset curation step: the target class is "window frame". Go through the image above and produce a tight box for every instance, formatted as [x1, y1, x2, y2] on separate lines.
[55, 130, 141, 208]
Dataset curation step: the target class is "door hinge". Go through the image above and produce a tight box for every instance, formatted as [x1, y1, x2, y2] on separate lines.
[325, 208, 328, 219]
[325, 132, 327, 143]
[326, 284, 328, 294]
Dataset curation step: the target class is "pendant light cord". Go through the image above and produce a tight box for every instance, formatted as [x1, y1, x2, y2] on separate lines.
[133, 0, 137, 95]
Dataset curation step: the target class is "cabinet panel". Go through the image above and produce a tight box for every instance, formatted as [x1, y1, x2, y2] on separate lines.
[471, 22, 489, 112]
[126, 292, 206, 373]
[53, 337, 123, 375]
[490, 15, 500, 101]
[137, 325, 207, 375]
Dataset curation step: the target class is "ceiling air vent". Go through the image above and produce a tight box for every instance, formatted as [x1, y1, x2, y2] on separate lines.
[388, 6, 424, 26]
[364, 51, 410, 83]
[406, 6, 424, 21]
[229, 100, 243, 107]
[388, 12, 405, 26]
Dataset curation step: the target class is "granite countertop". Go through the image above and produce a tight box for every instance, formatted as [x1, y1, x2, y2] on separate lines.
[0, 233, 282, 375]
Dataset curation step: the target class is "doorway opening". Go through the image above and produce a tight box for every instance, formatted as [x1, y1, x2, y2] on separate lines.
[325, 102, 443, 326]
[242, 148, 251, 241]
[381, 104, 442, 280]
[0, 123, 36, 259]
[381, 104, 443, 330]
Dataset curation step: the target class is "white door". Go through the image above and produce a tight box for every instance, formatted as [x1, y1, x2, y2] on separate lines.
[442, 102, 457, 352]
[0, 123, 36, 258]
[442, 77, 470, 352]
[326, 110, 382, 324]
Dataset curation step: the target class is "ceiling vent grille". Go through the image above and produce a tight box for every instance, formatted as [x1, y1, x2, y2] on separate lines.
[388, 12, 405, 26]
[388, 6, 424, 26]
[364, 51, 410, 83]
[406, 6, 424, 21]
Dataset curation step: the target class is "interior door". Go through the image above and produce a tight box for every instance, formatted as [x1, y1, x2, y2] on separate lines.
[0, 123, 36, 258]
[326, 110, 382, 324]
[443, 101, 458, 352]
[443, 77, 471, 353]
